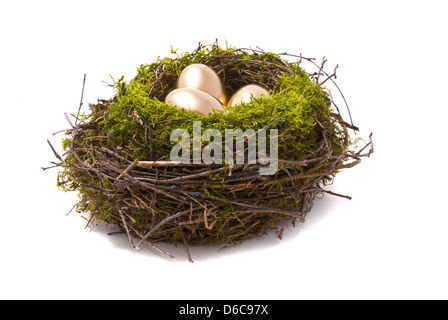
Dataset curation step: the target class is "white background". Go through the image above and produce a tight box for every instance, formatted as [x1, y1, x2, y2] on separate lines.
[1, 0, 447, 300]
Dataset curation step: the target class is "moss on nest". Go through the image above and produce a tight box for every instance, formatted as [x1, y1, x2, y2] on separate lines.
[51, 43, 372, 258]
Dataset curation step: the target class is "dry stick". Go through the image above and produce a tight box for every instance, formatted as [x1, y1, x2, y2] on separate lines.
[75, 73, 86, 126]
[179, 227, 194, 263]
[105, 163, 188, 203]
[280, 166, 296, 188]
[339, 159, 361, 169]
[126, 187, 150, 209]
[310, 118, 333, 170]
[117, 160, 139, 180]
[322, 190, 352, 200]
[135, 206, 202, 249]
[247, 159, 360, 190]
[320, 64, 338, 86]
[64, 112, 75, 128]
[146, 241, 175, 259]
[356, 133, 374, 157]
[70, 113, 87, 125]
[151, 169, 158, 228]
[226, 201, 303, 218]
[123, 211, 137, 224]
[47, 140, 63, 162]
[52, 129, 66, 136]
[114, 202, 135, 249]
[41, 164, 60, 171]
[127, 225, 175, 259]
[100, 147, 133, 164]
[69, 128, 102, 178]
[180, 191, 208, 210]
[316, 56, 327, 84]
[137, 160, 184, 167]
[189, 201, 193, 223]
[331, 112, 359, 131]
[297, 156, 349, 199]
[165, 167, 226, 183]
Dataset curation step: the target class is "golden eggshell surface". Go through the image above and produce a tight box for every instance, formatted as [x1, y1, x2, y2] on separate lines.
[165, 87, 225, 116]
[177, 63, 228, 105]
[227, 84, 269, 107]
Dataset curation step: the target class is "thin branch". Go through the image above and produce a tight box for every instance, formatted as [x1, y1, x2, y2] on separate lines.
[75, 74, 86, 126]
[117, 160, 139, 180]
[64, 112, 75, 129]
[180, 227, 194, 263]
[316, 56, 327, 84]
[116, 203, 135, 250]
[135, 206, 202, 249]
[320, 64, 338, 86]
[323, 190, 352, 200]
[46, 140, 63, 162]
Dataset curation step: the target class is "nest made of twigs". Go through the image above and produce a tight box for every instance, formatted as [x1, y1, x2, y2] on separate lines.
[48, 43, 373, 260]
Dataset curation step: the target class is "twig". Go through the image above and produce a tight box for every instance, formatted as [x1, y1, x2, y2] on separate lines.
[117, 160, 139, 180]
[52, 129, 66, 136]
[316, 56, 327, 84]
[135, 206, 202, 249]
[100, 147, 133, 164]
[115, 202, 135, 249]
[180, 227, 194, 263]
[46, 140, 63, 162]
[64, 112, 75, 129]
[75, 74, 86, 126]
[147, 241, 175, 259]
[280, 166, 296, 187]
[356, 133, 374, 157]
[41, 165, 60, 171]
[226, 201, 303, 218]
[322, 190, 352, 200]
[320, 64, 338, 86]
[127, 225, 175, 259]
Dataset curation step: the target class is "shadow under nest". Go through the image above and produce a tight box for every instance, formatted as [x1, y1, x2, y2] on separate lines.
[48, 44, 373, 261]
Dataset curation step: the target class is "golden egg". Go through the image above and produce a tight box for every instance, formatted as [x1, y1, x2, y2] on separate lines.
[165, 87, 225, 116]
[177, 63, 228, 105]
[227, 84, 269, 107]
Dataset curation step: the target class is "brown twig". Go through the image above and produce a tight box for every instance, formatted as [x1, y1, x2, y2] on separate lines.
[180, 227, 194, 263]
[75, 74, 86, 126]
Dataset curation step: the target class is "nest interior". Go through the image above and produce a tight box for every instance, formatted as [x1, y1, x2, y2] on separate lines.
[52, 44, 372, 258]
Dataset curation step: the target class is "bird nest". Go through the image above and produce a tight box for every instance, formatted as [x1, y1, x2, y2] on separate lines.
[47, 43, 373, 261]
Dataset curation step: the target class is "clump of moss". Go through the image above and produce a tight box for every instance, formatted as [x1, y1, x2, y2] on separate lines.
[51, 43, 371, 259]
